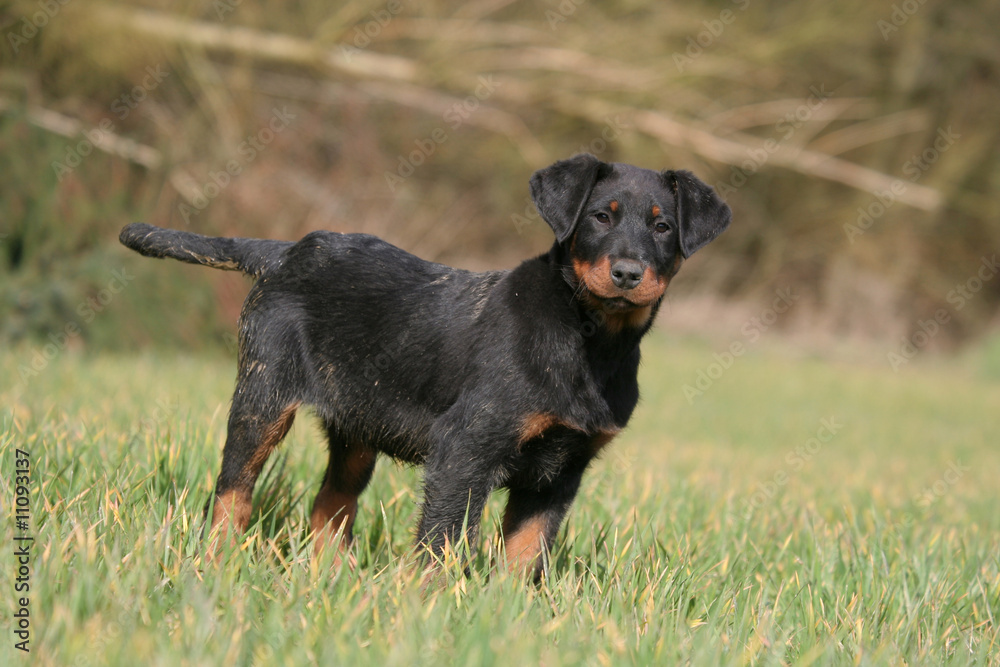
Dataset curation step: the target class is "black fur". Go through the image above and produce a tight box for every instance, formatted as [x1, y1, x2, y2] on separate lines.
[120, 154, 731, 579]
[119, 222, 291, 277]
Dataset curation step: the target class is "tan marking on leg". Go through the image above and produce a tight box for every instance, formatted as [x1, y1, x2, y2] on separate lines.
[311, 491, 358, 541]
[518, 413, 560, 446]
[311, 490, 359, 565]
[206, 489, 252, 560]
[518, 413, 587, 449]
[503, 515, 548, 572]
[240, 402, 300, 484]
[342, 447, 377, 482]
[310, 448, 376, 558]
[589, 429, 620, 457]
[210, 489, 253, 533]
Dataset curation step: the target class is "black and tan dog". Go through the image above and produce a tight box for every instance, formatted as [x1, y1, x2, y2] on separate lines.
[120, 153, 730, 578]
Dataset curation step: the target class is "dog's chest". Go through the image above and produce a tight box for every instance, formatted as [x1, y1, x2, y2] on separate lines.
[504, 423, 615, 488]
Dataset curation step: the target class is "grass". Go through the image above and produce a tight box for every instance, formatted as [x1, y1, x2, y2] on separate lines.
[1, 332, 998, 665]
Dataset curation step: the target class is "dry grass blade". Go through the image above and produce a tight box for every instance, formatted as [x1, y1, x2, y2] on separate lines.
[808, 109, 930, 157]
[0, 96, 162, 169]
[93, 4, 420, 82]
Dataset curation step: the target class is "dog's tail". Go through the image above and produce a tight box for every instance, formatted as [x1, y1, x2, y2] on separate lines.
[119, 223, 294, 277]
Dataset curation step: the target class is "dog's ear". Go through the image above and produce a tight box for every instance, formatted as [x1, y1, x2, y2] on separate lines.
[530, 153, 609, 243]
[664, 170, 732, 258]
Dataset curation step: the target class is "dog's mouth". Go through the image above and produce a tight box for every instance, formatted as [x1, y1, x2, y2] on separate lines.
[572, 257, 667, 310]
[591, 294, 653, 311]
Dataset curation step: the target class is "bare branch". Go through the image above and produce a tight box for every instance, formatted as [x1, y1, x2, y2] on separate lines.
[0, 97, 162, 170]
[557, 96, 943, 211]
[94, 5, 420, 83]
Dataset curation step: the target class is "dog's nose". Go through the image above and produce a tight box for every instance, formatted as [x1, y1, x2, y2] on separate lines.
[610, 259, 645, 290]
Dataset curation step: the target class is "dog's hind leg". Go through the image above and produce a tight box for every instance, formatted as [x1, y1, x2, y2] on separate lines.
[310, 423, 377, 559]
[205, 393, 300, 556]
[205, 301, 304, 558]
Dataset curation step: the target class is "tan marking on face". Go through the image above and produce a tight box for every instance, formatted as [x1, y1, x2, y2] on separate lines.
[572, 242, 669, 332]
[609, 200, 618, 212]
[573, 256, 617, 299]
[651, 205, 660, 218]
[575, 259, 666, 306]
[632, 266, 667, 303]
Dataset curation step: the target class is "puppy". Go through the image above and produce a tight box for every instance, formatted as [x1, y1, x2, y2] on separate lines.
[120, 153, 730, 578]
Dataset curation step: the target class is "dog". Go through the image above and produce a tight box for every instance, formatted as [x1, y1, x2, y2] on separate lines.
[119, 153, 731, 578]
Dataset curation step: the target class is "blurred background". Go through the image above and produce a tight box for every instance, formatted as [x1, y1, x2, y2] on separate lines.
[2, 0, 998, 357]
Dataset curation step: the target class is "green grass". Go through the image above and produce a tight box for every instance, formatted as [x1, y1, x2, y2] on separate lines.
[1, 333, 999, 665]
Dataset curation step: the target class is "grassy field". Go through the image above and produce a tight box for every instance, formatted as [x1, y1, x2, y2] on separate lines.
[1, 333, 998, 665]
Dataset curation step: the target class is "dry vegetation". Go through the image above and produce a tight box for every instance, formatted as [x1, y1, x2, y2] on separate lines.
[1, 0, 999, 349]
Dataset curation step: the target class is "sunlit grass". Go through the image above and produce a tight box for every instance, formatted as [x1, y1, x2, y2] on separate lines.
[1, 334, 998, 665]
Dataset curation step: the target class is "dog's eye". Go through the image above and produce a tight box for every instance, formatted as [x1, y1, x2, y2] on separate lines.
[654, 222, 671, 234]
[595, 212, 611, 224]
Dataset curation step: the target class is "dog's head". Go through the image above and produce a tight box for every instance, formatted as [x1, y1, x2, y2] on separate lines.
[530, 153, 731, 325]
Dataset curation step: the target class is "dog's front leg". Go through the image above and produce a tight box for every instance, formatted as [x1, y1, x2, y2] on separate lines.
[415, 453, 498, 563]
[501, 463, 587, 581]
[414, 411, 510, 566]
